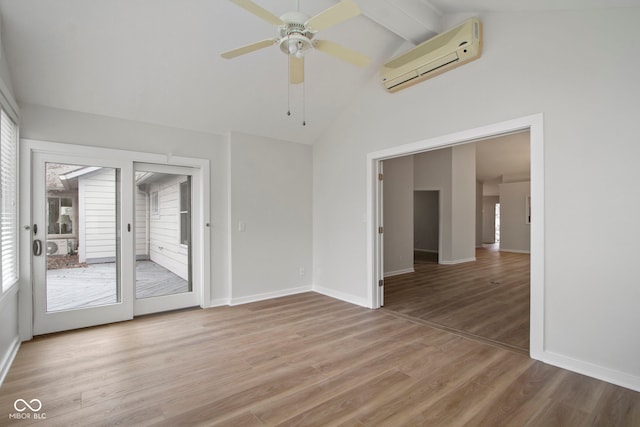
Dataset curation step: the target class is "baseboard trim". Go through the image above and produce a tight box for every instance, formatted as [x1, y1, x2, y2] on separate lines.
[384, 268, 415, 278]
[439, 257, 476, 265]
[313, 285, 371, 309]
[499, 248, 531, 254]
[229, 286, 312, 306]
[205, 298, 229, 308]
[541, 350, 640, 392]
[0, 336, 20, 387]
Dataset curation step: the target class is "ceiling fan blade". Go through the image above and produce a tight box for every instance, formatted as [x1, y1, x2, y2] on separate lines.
[229, 0, 284, 26]
[290, 56, 304, 84]
[305, 0, 361, 32]
[314, 40, 371, 67]
[221, 39, 278, 59]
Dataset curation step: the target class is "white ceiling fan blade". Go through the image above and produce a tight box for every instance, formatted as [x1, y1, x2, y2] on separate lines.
[305, 0, 361, 32]
[289, 56, 304, 84]
[229, 0, 284, 26]
[221, 39, 278, 59]
[314, 40, 371, 68]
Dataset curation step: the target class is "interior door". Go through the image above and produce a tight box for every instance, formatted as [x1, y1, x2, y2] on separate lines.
[32, 153, 134, 335]
[133, 163, 201, 315]
[377, 161, 385, 307]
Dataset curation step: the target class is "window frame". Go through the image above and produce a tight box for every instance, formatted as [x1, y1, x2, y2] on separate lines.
[0, 105, 19, 296]
[178, 178, 191, 248]
[46, 195, 75, 237]
[150, 190, 159, 216]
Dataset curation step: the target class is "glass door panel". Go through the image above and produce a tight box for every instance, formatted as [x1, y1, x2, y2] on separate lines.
[45, 163, 121, 312]
[32, 153, 133, 335]
[133, 164, 199, 315]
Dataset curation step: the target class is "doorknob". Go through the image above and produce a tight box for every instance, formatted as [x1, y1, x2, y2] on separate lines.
[33, 239, 43, 256]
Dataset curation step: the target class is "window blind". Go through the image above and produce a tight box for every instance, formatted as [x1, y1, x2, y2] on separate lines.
[1, 109, 18, 292]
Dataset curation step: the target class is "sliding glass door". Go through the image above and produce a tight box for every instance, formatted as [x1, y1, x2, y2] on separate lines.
[133, 163, 200, 315]
[31, 154, 202, 334]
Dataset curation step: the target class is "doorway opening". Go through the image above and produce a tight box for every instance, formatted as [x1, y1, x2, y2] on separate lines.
[367, 114, 544, 359]
[381, 132, 530, 352]
[414, 190, 439, 264]
[495, 203, 501, 244]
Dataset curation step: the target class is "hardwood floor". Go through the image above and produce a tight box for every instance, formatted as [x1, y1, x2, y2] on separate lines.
[384, 245, 530, 353]
[2, 292, 639, 426]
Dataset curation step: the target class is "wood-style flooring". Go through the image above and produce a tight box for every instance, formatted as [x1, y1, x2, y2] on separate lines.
[384, 245, 530, 353]
[2, 292, 639, 426]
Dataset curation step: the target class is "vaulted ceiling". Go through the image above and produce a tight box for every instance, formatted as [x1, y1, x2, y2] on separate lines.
[1, 0, 639, 144]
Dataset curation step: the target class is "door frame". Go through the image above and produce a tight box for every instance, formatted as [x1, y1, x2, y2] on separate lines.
[412, 189, 442, 264]
[19, 139, 211, 340]
[366, 113, 544, 361]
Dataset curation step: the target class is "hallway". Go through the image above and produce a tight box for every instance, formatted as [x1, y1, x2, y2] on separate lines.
[384, 246, 530, 353]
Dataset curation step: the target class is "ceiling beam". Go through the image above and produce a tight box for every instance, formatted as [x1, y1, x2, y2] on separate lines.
[360, 0, 442, 45]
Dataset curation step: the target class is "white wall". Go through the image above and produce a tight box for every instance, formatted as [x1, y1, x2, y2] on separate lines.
[413, 145, 476, 263]
[0, 288, 18, 384]
[229, 132, 312, 303]
[476, 181, 483, 247]
[499, 181, 530, 253]
[414, 148, 453, 259]
[451, 144, 477, 263]
[313, 9, 640, 389]
[382, 156, 414, 276]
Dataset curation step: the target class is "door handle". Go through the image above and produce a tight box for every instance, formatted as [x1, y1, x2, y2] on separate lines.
[33, 239, 43, 256]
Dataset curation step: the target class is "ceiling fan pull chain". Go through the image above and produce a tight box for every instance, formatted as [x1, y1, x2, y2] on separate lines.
[287, 42, 291, 117]
[302, 76, 306, 126]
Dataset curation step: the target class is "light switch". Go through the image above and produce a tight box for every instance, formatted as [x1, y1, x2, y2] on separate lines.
[238, 221, 246, 232]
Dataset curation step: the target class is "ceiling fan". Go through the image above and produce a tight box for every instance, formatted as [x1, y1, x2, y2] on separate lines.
[221, 0, 371, 86]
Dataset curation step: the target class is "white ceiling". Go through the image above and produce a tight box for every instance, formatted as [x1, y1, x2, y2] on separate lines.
[476, 131, 530, 183]
[1, 0, 639, 144]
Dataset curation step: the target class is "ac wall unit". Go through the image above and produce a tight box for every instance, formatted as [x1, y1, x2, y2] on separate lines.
[380, 17, 482, 93]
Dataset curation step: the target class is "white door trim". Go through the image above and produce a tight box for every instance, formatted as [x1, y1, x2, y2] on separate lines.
[366, 113, 544, 361]
[19, 139, 211, 340]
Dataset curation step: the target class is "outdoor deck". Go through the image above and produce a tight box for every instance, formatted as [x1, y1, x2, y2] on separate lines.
[46, 260, 189, 312]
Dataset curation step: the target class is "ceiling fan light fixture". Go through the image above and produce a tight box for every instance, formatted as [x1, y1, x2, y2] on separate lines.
[279, 33, 312, 57]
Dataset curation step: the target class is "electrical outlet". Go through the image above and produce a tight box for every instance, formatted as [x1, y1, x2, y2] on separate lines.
[299, 267, 305, 276]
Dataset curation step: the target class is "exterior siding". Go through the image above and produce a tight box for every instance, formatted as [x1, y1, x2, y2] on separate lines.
[148, 175, 189, 280]
[78, 168, 117, 263]
[78, 169, 188, 277]
[135, 189, 149, 259]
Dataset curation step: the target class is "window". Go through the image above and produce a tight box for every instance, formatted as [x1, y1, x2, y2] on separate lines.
[150, 191, 159, 215]
[47, 197, 74, 235]
[179, 179, 191, 246]
[1, 109, 18, 292]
